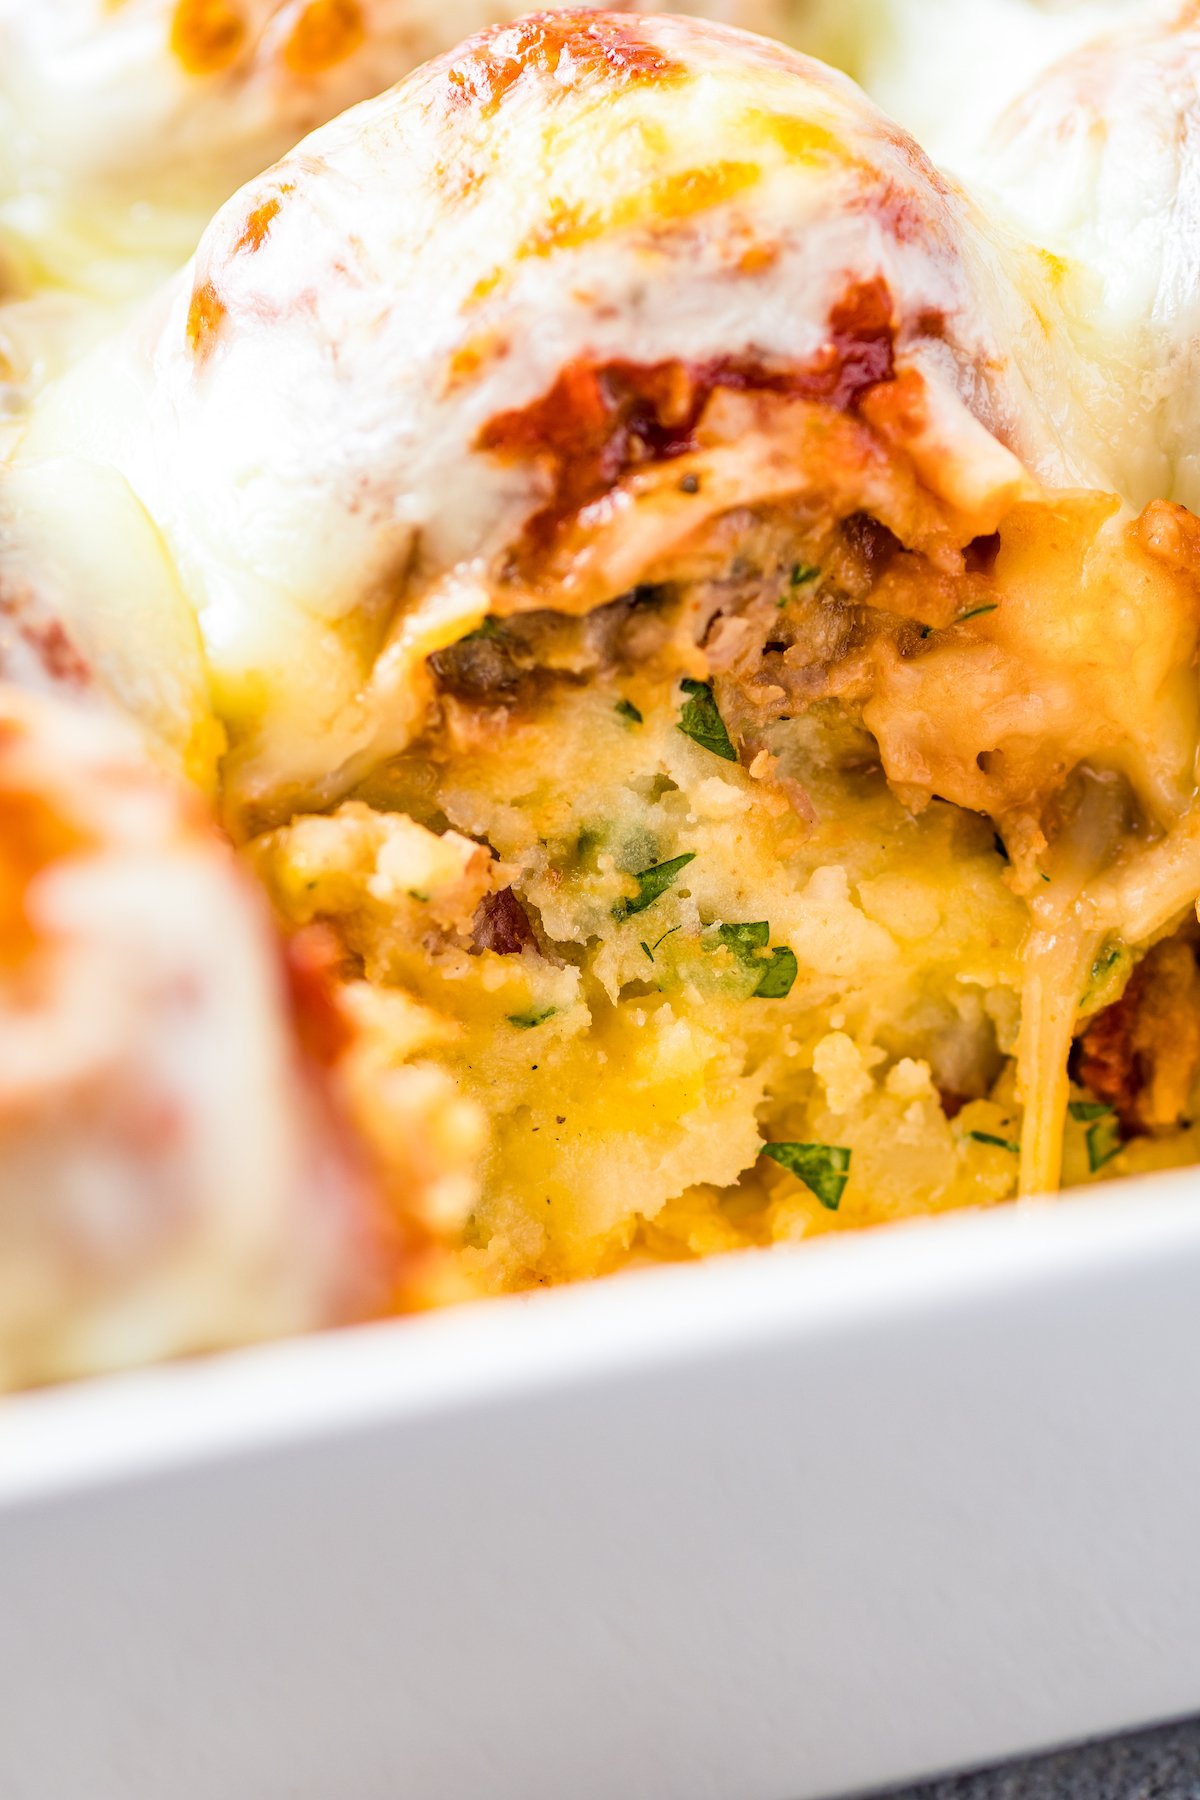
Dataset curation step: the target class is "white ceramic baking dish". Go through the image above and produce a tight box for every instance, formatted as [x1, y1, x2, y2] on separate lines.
[2, 1169, 1199, 1800]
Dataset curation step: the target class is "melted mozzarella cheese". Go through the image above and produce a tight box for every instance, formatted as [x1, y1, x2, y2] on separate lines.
[0, 0, 796, 307]
[783, 0, 1145, 164]
[0, 0, 464, 298]
[979, 2, 1200, 513]
[1, 457, 222, 787]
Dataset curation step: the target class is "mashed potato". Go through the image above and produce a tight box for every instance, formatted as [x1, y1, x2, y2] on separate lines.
[253, 706, 1028, 1285]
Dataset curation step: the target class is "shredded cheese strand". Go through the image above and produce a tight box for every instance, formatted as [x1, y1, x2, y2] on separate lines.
[1017, 916, 1102, 1199]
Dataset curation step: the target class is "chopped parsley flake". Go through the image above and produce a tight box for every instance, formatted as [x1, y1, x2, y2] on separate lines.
[640, 924, 682, 963]
[1085, 1113, 1122, 1172]
[1092, 947, 1121, 983]
[460, 616, 503, 643]
[715, 921, 798, 998]
[1083, 942, 1127, 1007]
[615, 698, 643, 725]
[613, 852, 696, 920]
[760, 1141, 851, 1210]
[920, 602, 997, 637]
[507, 1007, 557, 1029]
[790, 562, 820, 587]
[1069, 1100, 1113, 1121]
[967, 1130, 1020, 1153]
[957, 603, 998, 623]
[753, 947, 798, 999]
[717, 921, 770, 955]
[677, 680, 737, 761]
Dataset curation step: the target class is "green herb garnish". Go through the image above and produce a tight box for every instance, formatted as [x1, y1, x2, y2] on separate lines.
[507, 1007, 557, 1030]
[1068, 1097, 1126, 1170]
[780, 564, 820, 606]
[613, 852, 696, 921]
[717, 921, 770, 955]
[1085, 1113, 1122, 1171]
[1068, 1100, 1113, 1122]
[1082, 942, 1128, 1009]
[715, 922, 797, 998]
[967, 1130, 1020, 1153]
[1091, 946, 1121, 983]
[615, 698, 643, 725]
[677, 680, 737, 762]
[460, 616, 504, 643]
[957, 603, 998, 623]
[640, 924, 682, 963]
[760, 1141, 851, 1210]
[752, 947, 798, 998]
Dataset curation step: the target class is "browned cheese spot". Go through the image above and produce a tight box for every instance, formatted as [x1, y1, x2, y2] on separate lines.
[234, 192, 291, 256]
[186, 280, 227, 360]
[170, 0, 246, 75]
[438, 12, 685, 121]
[283, 0, 365, 76]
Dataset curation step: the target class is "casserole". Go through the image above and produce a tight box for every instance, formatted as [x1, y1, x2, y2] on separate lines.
[1, 9, 1199, 1791]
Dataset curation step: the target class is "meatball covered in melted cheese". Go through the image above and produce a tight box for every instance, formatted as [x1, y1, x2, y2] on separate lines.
[0, 682, 399, 1389]
[981, 0, 1200, 513]
[16, 11, 1075, 806]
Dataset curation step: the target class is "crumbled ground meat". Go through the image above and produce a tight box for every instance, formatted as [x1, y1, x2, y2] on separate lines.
[1073, 934, 1200, 1134]
[428, 587, 679, 712]
[428, 629, 523, 705]
[429, 509, 991, 777]
[472, 887, 536, 955]
[839, 511, 901, 582]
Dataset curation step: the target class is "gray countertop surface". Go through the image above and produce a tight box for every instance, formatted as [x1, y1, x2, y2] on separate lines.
[880, 1716, 1200, 1799]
